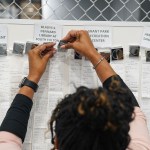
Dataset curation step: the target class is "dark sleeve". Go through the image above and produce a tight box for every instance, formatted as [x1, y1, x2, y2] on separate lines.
[103, 75, 139, 107]
[0, 94, 33, 142]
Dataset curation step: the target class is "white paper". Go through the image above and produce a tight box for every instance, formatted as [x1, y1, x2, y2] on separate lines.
[0, 102, 10, 125]
[1, 23, 150, 149]
[49, 52, 66, 91]
[34, 24, 62, 43]
[32, 128, 46, 143]
[48, 91, 63, 114]
[32, 144, 51, 150]
[81, 59, 98, 88]
[24, 115, 34, 143]
[133, 91, 141, 106]
[69, 54, 82, 93]
[0, 25, 7, 43]
[24, 126, 33, 143]
[84, 26, 112, 48]
[141, 98, 150, 111]
[34, 97, 48, 113]
[141, 27, 150, 48]
[141, 98, 150, 131]
[97, 78, 103, 87]
[9, 55, 24, 100]
[110, 62, 125, 81]
[141, 63, 150, 98]
[0, 57, 11, 102]
[144, 111, 150, 132]
[132, 92, 138, 100]
[34, 71, 49, 114]
[22, 143, 32, 150]
[22, 56, 29, 76]
[125, 58, 140, 92]
[34, 113, 49, 128]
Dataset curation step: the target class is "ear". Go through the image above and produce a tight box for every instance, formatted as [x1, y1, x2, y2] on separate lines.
[54, 136, 58, 149]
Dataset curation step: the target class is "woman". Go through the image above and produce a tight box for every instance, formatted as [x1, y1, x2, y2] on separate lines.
[0, 30, 150, 150]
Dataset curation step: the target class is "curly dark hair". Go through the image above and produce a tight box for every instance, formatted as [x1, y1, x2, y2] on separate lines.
[50, 77, 134, 150]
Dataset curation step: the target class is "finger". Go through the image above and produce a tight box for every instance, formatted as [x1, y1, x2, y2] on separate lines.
[61, 42, 74, 49]
[62, 30, 79, 41]
[40, 47, 56, 57]
[31, 44, 39, 49]
[33, 42, 56, 54]
[44, 42, 56, 49]
[43, 50, 56, 62]
[32, 44, 46, 54]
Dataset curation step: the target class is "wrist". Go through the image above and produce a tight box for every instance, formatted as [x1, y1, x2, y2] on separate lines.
[27, 75, 41, 84]
[88, 50, 102, 65]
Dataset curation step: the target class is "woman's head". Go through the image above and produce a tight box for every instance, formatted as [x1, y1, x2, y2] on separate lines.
[50, 79, 134, 150]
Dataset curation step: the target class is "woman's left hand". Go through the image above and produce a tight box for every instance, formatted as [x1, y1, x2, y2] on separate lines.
[27, 42, 56, 83]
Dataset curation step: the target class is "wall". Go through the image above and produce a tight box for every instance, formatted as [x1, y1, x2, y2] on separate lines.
[0, 19, 150, 150]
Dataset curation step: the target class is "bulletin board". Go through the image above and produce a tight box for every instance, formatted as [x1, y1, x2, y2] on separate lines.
[0, 19, 150, 150]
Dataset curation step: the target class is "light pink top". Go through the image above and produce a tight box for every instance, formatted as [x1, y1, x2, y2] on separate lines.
[0, 107, 150, 150]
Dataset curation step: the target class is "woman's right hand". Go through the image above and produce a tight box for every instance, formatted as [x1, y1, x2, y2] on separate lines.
[61, 30, 98, 61]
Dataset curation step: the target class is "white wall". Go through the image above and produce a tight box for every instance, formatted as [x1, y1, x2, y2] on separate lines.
[0, 19, 150, 150]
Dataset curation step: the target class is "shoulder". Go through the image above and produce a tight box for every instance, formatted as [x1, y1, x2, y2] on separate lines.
[128, 107, 150, 150]
[0, 131, 22, 150]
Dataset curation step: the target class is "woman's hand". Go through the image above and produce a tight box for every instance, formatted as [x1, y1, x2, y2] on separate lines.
[61, 30, 98, 61]
[27, 42, 56, 83]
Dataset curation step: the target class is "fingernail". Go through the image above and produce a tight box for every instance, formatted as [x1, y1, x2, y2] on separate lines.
[60, 45, 65, 49]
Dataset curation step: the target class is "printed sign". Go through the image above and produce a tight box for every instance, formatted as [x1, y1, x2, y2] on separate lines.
[141, 27, 150, 48]
[34, 24, 62, 43]
[85, 26, 112, 48]
[0, 25, 7, 43]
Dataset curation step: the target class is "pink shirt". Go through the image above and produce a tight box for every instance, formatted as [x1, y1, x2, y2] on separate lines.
[0, 107, 150, 150]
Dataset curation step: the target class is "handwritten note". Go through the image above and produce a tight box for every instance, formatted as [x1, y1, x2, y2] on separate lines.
[141, 27, 150, 48]
[84, 26, 112, 48]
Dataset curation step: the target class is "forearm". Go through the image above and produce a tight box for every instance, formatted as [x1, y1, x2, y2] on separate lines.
[1, 76, 39, 141]
[0, 94, 33, 142]
[89, 50, 139, 107]
[89, 50, 116, 83]
[103, 75, 139, 107]
[0, 42, 54, 144]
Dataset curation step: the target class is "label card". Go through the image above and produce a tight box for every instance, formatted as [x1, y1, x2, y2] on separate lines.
[34, 24, 62, 43]
[141, 27, 150, 48]
[0, 25, 7, 43]
[84, 26, 112, 48]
